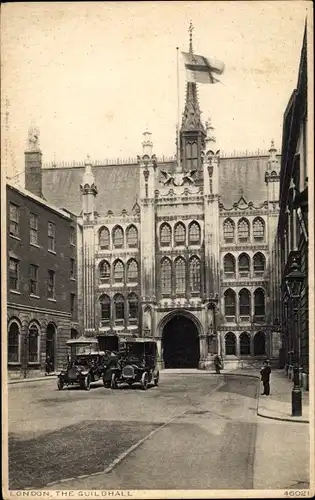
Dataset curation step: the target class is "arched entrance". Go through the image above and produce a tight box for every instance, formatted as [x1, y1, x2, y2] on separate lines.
[162, 314, 200, 368]
[46, 323, 56, 372]
[254, 331, 266, 356]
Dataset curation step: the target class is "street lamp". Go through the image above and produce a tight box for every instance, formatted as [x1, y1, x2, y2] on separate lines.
[284, 258, 305, 417]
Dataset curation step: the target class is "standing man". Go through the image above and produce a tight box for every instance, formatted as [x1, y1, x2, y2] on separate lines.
[260, 360, 271, 395]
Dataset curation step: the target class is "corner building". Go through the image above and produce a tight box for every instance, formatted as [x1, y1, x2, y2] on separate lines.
[41, 72, 282, 370]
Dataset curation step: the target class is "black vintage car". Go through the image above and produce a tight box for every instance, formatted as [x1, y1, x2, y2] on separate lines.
[110, 338, 159, 390]
[57, 337, 107, 391]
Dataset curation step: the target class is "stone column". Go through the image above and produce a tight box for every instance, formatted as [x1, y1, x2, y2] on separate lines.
[199, 335, 207, 369]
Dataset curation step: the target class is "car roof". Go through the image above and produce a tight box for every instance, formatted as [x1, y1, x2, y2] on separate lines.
[76, 351, 106, 356]
[123, 338, 157, 344]
[66, 336, 99, 345]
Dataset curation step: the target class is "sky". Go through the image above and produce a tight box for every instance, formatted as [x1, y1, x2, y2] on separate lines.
[1, 1, 310, 184]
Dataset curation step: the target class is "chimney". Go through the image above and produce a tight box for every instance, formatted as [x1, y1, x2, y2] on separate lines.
[25, 127, 43, 197]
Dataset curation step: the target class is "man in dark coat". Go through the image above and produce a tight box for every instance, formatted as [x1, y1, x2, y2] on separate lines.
[260, 360, 271, 395]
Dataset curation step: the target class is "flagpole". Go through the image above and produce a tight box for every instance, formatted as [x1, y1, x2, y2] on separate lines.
[176, 46, 181, 171]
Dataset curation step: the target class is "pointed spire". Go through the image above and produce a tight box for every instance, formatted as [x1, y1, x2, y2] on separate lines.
[189, 21, 194, 56]
[82, 154, 95, 187]
[268, 139, 278, 163]
[142, 129, 153, 156]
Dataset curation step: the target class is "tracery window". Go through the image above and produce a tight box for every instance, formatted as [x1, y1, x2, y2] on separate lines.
[114, 294, 125, 321]
[224, 289, 236, 317]
[128, 293, 138, 320]
[225, 332, 236, 355]
[174, 222, 186, 246]
[238, 253, 250, 276]
[254, 289, 265, 318]
[238, 218, 250, 242]
[223, 254, 235, 276]
[189, 256, 201, 293]
[160, 223, 172, 247]
[161, 258, 172, 295]
[126, 225, 138, 248]
[239, 288, 251, 316]
[253, 218, 265, 240]
[175, 257, 186, 294]
[223, 219, 235, 241]
[188, 221, 201, 245]
[240, 332, 250, 355]
[127, 259, 138, 282]
[113, 226, 124, 248]
[99, 227, 110, 248]
[99, 260, 110, 283]
[113, 260, 124, 282]
[253, 253, 265, 275]
[100, 294, 110, 324]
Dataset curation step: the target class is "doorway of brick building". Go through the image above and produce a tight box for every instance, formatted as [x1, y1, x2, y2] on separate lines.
[162, 314, 200, 368]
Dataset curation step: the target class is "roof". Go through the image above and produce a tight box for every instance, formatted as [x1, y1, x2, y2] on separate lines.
[66, 337, 99, 345]
[42, 154, 280, 215]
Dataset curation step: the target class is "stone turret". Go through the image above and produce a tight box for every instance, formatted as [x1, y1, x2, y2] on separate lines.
[80, 155, 98, 221]
[25, 127, 43, 197]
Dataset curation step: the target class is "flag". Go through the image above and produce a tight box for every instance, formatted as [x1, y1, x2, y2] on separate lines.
[181, 51, 225, 84]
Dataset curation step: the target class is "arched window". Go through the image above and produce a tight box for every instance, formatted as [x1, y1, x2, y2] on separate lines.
[253, 253, 265, 275]
[223, 219, 235, 241]
[188, 221, 201, 245]
[113, 260, 124, 282]
[28, 323, 39, 363]
[175, 257, 186, 294]
[238, 253, 250, 276]
[113, 226, 124, 248]
[128, 293, 138, 321]
[99, 227, 110, 249]
[99, 260, 110, 283]
[240, 332, 251, 355]
[224, 289, 236, 317]
[238, 218, 250, 242]
[223, 254, 235, 277]
[254, 288, 265, 319]
[127, 259, 138, 282]
[8, 321, 20, 362]
[253, 217, 265, 240]
[160, 223, 171, 247]
[225, 332, 236, 355]
[239, 288, 251, 317]
[254, 331, 266, 355]
[189, 256, 201, 293]
[126, 225, 138, 248]
[100, 294, 110, 324]
[161, 258, 172, 295]
[114, 294, 125, 322]
[174, 222, 186, 246]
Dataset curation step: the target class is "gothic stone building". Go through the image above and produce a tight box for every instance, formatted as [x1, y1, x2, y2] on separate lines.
[38, 78, 282, 370]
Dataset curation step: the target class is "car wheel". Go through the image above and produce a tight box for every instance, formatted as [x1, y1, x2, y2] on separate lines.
[154, 371, 159, 386]
[84, 375, 91, 391]
[141, 372, 148, 390]
[111, 373, 117, 389]
[57, 379, 64, 390]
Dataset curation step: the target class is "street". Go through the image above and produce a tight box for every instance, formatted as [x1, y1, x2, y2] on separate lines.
[8, 373, 309, 491]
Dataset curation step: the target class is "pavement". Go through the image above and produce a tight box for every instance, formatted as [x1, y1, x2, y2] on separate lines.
[7, 367, 310, 423]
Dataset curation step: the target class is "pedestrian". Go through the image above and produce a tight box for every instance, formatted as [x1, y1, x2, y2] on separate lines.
[260, 360, 271, 395]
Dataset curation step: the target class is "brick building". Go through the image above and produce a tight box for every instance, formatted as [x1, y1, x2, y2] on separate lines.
[6, 133, 79, 378]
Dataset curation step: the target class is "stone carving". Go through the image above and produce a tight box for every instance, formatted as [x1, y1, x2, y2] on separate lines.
[160, 169, 197, 186]
[28, 127, 40, 150]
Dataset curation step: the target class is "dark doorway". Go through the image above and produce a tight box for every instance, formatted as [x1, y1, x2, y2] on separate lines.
[46, 324, 56, 372]
[162, 315, 200, 368]
[254, 331, 266, 356]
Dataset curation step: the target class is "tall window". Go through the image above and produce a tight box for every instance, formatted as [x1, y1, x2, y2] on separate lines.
[253, 253, 265, 275]
[70, 227, 75, 246]
[127, 260, 138, 282]
[189, 256, 201, 293]
[100, 294, 110, 324]
[28, 324, 39, 362]
[114, 294, 125, 322]
[128, 293, 138, 320]
[253, 218, 265, 240]
[240, 332, 250, 355]
[238, 218, 250, 242]
[99, 260, 110, 283]
[254, 289, 265, 318]
[239, 288, 251, 317]
[224, 289, 236, 317]
[223, 254, 235, 276]
[238, 253, 250, 276]
[113, 226, 124, 248]
[70, 293, 76, 320]
[225, 332, 236, 355]
[9, 258, 19, 291]
[48, 222, 56, 252]
[175, 257, 186, 294]
[186, 141, 198, 170]
[29, 265, 39, 295]
[160, 223, 172, 246]
[8, 322, 20, 362]
[126, 225, 138, 247]
[70, 258, 76, 279]
[223, 219, 235, 241]
[99, 227, 110, 248]
[30, 213, 39, 245]
[188, 221, 201, 245]
[113, 260, 124, 282]
[161, 258, 172, 295]
[9, 203, 19, 237]
[174, 222, 186, 246]
[47, 270, 55, 298]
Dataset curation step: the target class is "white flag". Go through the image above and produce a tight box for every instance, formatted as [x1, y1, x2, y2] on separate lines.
[181, 52, 225, 84]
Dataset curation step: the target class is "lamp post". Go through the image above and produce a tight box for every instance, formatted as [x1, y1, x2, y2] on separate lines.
[284, 258, 305, 417]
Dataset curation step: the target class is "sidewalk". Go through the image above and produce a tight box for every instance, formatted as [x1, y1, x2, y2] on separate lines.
[7, 374, 57, 384]
[229, 368, 310, 423]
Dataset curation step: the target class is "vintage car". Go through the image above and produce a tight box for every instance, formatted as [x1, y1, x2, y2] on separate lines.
[97, 335, 121, 388]
[57, 337, 107, 391]
[110, 338, 159, 390]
